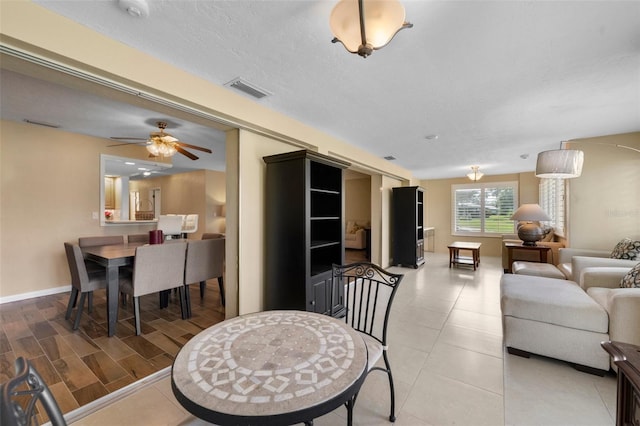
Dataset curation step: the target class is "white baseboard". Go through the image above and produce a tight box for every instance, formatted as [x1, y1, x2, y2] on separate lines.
[0, 285, 71, 304]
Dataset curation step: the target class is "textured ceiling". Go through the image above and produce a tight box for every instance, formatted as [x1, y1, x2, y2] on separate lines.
[4, 0, 640, 179]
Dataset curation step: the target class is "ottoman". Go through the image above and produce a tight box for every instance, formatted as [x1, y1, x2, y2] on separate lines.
[512, 261, 567, 279]
[500, 274, 610, 373]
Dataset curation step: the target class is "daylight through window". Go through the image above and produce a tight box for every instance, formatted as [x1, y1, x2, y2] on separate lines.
[452, 182, 518, 236]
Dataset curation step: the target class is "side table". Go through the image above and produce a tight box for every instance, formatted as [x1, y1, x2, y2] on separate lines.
[448, 242, 481, 270]
[504, 242, 551, 273]
[601, 341, 640, 426]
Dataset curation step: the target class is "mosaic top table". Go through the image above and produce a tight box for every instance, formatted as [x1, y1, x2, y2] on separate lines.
[171, 310, 368, 426]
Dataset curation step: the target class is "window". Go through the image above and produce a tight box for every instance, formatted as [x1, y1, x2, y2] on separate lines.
[539, 178, 565, 237]
[452, 182, 518, 236]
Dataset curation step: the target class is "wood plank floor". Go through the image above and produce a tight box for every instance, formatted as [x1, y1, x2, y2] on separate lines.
[0, 281, 225, 423]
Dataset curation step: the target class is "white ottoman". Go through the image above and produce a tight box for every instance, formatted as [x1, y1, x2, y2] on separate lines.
[511, 261, 567, 279]
[500, 274, 610, 373]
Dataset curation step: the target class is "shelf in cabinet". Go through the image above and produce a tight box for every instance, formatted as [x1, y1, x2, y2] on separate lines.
[310, 240, 341, 249]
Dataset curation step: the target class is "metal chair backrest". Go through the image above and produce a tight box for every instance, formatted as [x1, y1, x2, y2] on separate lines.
[132, 242, 187, 297]
[78, 235, 124, 247]
[185, 239, 225, 284]
[0, 357, 67, 426]
[331, 262, 404, 346]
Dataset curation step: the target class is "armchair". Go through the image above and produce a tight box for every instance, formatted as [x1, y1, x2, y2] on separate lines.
[344, 220, 368, 250]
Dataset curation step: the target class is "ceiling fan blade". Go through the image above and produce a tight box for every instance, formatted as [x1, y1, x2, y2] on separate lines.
[110, 137, 147, 141]
[176, 142, 212, 153]
[108, 141, 149, 147]
[175, 146, 199, 160]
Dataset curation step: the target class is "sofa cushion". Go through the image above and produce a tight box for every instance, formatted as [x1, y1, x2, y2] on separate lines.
[620, 262, 640, 288]
[500, 274, 608, 333]
[610, 237, 640, 260]
[512, 261, 566, 279]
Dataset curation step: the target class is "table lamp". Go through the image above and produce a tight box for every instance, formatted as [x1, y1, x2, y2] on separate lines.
[510, 204, 551, 246]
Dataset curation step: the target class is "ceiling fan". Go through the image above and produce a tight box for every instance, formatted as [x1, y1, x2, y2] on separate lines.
[109, 121, 212, 160]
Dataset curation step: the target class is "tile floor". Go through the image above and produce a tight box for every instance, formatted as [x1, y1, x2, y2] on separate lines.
[7, 253, 619, 425]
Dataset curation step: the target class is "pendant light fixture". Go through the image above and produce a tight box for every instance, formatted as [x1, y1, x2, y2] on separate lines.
[330, 0, 413, 58]
[535, 149, 584, 179]
[467, 166, 484, 181]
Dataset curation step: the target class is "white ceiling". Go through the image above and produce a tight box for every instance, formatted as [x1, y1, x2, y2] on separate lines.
[2, 0, 639, 179]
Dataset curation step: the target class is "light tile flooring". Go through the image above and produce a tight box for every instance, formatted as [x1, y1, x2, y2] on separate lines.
[69, 253, 617, 425]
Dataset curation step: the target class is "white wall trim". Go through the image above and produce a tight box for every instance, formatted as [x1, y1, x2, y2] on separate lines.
[0, 285, 71, 304]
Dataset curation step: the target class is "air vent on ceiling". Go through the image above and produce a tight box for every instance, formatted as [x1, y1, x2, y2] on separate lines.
[384, 155, 396, 161]
[224, 78, 271, 99]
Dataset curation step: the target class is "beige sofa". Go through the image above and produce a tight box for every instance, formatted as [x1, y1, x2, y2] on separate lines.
[345, 220, 368, 250]
[557, 247, 638, 280]
[501, 264, 639, 373]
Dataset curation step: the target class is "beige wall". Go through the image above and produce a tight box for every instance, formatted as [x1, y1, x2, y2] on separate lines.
[0, 120, 158, 298]
[420, 172, 537, 257]
[566, 132, 640, 249]
[345, 177, 371, 224]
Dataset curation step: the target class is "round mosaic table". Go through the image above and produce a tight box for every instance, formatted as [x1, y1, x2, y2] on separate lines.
[171, 310, 368, 426]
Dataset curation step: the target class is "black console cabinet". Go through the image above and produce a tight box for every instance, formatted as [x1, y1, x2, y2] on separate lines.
[263, 150, 350, 317]
[392, 186, 425, 268]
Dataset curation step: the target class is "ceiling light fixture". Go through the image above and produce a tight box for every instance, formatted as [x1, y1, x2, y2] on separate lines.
[330, 0, 413, 58]
[145, 122, 178, 157]
[467, 166, 484, 181]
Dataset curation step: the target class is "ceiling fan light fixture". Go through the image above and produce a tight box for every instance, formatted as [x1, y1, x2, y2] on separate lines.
[467, 166, 484, 181]
[330, 0, 413, 58]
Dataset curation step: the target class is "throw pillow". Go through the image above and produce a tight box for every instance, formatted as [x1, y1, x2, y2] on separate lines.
[346, 221, 356, 234]
[611, 238, 640, 260]
[620, 262, 640, 288]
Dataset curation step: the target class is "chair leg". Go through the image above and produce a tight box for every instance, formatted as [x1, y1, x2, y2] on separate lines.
[382, 351, 396, 422]
[87, 291, 93, 313]
[218, 276, 225, 307]
[73, 292, 87, 330]
[179, 287, 188, 320]
[133, 296, 142, 336]
[65, 288, 79, 320]
[346, 395, 355, 426]
[199, 281, 205, 299]
[184, 285, 192, 319]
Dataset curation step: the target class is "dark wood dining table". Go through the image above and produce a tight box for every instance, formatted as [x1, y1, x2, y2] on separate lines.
[82, 242, 144, 336]
[171, 310, 368, 426]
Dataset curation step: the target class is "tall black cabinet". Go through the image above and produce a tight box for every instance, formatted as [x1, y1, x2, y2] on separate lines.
[263, 150, 350, 317]
[392, 186, 425, 268]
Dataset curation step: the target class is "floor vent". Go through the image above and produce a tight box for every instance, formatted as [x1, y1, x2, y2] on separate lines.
[224, 78, 270, 99]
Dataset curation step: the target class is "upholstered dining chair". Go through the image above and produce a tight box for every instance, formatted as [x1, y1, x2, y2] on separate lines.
[1, 357, 66, 426]
[78, 235, 125, 273]
[64, 242, 108, 330]
[330, 262, 404, 423]
[127, 233, 149, 244]
[119, 241, 188, 335]
[184, 238, 225, 317]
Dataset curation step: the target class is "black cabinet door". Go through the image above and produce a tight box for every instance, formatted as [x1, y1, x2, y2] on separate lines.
[308, 270, 345, 317]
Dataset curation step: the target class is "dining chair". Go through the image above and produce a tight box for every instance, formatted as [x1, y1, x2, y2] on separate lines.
[202, 232, 225, 240]
[157, 215, 184, 240]
[330, 262, 404, 423]
[64, 242, 108, 330]
[119, 241, 188, 335]
[127, 233, 149, 244]
[1, 357, 66, 426]
[184, 238, 225, 317]
[78, 235, 125, 273]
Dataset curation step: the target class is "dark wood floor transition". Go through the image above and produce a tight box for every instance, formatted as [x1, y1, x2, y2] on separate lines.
[0, 281, 225, 422]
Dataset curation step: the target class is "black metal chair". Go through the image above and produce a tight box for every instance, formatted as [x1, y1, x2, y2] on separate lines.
[0, 357, 66, 426]
[331, 262, 404, 423]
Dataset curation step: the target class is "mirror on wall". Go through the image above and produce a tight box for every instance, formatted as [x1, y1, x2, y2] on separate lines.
[100, 154, 172, 225]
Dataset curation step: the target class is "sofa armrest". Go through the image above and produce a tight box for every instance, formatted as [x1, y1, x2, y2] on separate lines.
[573, 257, 637, 288]
[557, 248, 610, 265]
[588, 288, 640, 347]
[580, 266, 633, 290]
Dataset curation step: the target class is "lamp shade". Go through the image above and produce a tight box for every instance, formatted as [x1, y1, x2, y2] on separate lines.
[330, 0, 412, 57]
[510, 204, 551, 222]
[535, 149, 584, 178]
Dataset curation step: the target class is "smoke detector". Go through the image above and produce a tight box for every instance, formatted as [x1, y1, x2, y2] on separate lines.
[118, 0, 149, 18]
